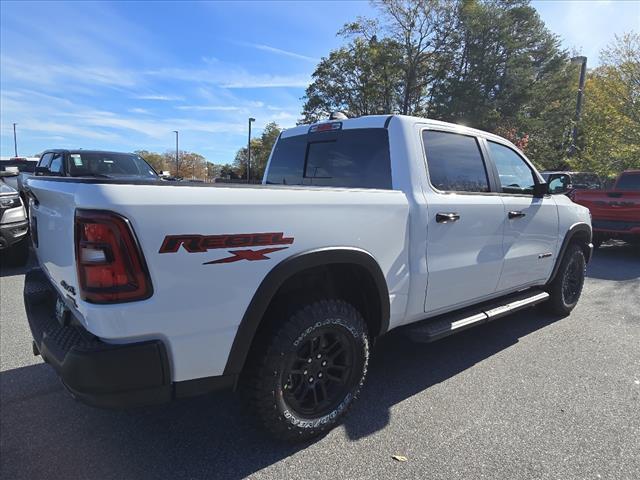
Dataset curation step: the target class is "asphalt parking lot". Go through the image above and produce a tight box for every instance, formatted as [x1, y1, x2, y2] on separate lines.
[1, 243, 639, 480]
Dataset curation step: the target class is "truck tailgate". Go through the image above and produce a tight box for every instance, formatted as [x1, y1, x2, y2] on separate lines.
[572, 190, 640, 223]
[28, 179, 78, 296]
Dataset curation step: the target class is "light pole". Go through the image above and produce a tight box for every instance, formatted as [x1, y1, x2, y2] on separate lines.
[173, 130, 179, 176]
[247, 117, 255, 182]
[12, 123, 18, 157]
[569, 56, 587, 157]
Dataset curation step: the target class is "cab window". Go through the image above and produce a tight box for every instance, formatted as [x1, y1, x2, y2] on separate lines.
[488, 142, 536, 195]
[422, 130, 490, 193]
[49, 153, 65, 175]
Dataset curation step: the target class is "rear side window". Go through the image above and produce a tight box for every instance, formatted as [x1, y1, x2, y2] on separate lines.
[266, 128, 392, 189]
[422, 130, 489, 192]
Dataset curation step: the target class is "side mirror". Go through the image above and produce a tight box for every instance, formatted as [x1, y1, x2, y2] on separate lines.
[547, 174, 571, 195]
[533, 181, 548, 197]
[34, 166, 50, 176]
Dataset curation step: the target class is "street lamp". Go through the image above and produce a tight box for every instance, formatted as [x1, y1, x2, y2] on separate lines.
[569, 56, 587, 157]
[173, 130, 179, 175]
[12, 123, 18, 157]
[247, 117, 255, 182]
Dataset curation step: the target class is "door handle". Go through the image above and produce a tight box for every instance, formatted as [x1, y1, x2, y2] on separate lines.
[508, 210, 526, 219]
[436, 212, 460, 223]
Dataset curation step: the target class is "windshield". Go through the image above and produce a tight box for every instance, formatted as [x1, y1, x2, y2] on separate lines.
[67, 152, 157, 178]
[615, 172, 640, 191]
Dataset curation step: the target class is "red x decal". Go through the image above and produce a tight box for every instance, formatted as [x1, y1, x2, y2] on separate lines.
[203, 247, 288, 265]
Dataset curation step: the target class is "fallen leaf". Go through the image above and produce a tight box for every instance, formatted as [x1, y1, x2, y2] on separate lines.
[392, 455, 408, 462]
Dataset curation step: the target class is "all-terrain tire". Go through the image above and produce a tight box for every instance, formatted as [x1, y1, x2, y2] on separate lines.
[544, 243, 586, 316]
[245, 299, 369, 442]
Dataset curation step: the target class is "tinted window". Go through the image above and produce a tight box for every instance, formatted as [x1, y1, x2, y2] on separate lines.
[67, 152, 157, 178]
[422, 130, 489, 192]
[616, 172, 640, 191]
[49, 154, 64, 174]
[488, 141, 535, 194]
[266, 135, 306, 185]
[266, 128, 392, 189]
[38, 153, 53, 168]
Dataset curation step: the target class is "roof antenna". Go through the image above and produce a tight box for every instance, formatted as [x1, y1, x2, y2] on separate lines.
[329, 111, 348, 120]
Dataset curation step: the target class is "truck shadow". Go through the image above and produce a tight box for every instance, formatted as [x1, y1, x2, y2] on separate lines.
[0, 248, 35, 278]
[1, 309, 563, 480]
[586, 241, 640, 281]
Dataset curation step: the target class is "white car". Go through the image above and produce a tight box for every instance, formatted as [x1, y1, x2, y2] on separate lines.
[23, 115, 592, 440]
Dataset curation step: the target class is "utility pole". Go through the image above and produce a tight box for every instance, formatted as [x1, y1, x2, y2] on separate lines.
[569, 56, 587, 157]
[12, 123, 18, 157]
[173, 130, 179, 176]
[247, 117, 255, 182]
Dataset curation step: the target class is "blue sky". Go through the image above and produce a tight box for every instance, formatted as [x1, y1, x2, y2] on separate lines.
[1, 0, 638, 163]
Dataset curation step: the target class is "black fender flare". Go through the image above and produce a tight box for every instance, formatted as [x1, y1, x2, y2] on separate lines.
[223, 247, 390, 376]
[548, 222, 593, 283]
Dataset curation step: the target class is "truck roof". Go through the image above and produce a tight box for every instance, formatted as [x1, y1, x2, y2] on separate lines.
[40, 149, 135, 156]
[282, 114, 515, 147]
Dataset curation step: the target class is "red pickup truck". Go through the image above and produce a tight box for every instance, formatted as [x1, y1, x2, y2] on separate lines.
[572, 170, 640, 247]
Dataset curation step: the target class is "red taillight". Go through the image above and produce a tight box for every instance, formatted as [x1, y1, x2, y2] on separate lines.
[75, 210, 152, 303]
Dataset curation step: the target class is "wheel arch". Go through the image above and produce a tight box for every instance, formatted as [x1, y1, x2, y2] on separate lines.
[548, 222, 593, 284]
[223, 247, 390, 376]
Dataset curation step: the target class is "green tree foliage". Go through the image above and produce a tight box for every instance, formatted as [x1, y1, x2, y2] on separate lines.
[134, 150, 166, 172]
[233, 122, 282, 181]
[571, 33, 640, 176]
[301, 36, 404, 122]
[135, 149, 209, 179]
[301, 0, 579, 168]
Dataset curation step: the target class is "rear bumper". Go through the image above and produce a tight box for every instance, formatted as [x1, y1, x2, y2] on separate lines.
[24, 267, 234, 408]
[0, 219, 28, 249]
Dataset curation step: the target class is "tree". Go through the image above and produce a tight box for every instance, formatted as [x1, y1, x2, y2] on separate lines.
[135, 150, 166, 172]
[232, 122, 283, 181]
[571, 33, 640, 176]
[300, 0, 577, 168]
[301, 36, 404, 122]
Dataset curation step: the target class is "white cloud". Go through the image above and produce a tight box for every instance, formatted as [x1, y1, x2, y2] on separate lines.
[133, 94, 184, 101]
[221, 74, 311, 89]
[145, 67, 310, 89]
[175, 105, 242, 111]
[248, 43, 318, 62]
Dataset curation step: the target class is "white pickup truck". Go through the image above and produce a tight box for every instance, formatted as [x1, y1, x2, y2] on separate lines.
[23, 115, 592, 441]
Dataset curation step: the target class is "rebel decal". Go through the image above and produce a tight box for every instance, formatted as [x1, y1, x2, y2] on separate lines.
[159, 232, 294, 265]
[159, 232, 293, 254]
[202, 247, 289, 265]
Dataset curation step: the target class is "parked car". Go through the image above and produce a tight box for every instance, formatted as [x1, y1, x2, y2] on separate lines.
[33, 150, 159, 180]
[0, 175, 29, 266]
[571, 170, 640, 247]
[0, 156, 39, 193]
[23, 115, 592, 441]
[541, 171, 602, 196]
